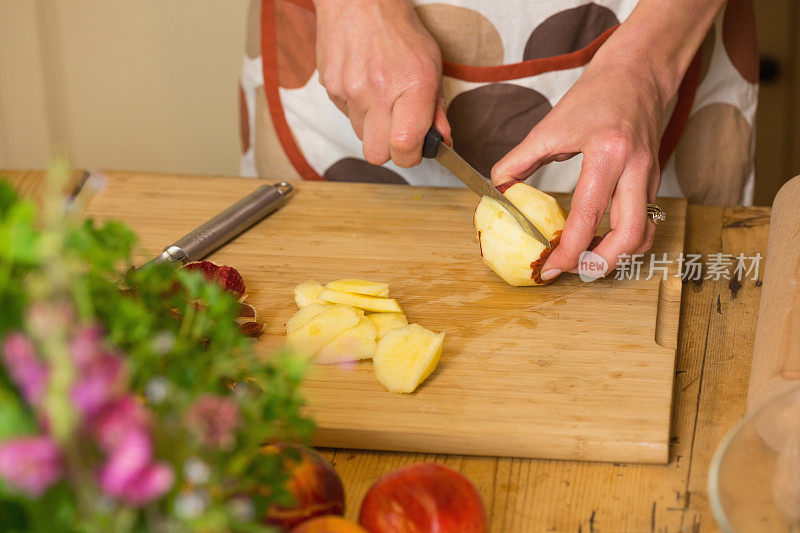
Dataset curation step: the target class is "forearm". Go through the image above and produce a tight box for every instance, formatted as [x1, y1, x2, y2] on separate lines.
[593, 0, 726, 103]
[312, 0, 411, 12]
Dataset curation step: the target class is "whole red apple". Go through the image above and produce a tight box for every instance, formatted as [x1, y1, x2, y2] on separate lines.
[291, 515, 368, 533]
[359, 463, 487, 533]
[262, 443, 345, 529]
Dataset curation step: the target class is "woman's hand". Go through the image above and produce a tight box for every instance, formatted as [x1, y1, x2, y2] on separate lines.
[491, 58, 666, 280]
[315, 0, 451, 167]
[491, 0, 725, 281]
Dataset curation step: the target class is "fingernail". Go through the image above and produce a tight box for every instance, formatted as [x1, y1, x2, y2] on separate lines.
[541, 269, 561, 281]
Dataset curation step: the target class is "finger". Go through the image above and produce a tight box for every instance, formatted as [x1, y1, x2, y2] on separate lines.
[634, 168, 661, 255]
[490, 123, 575, 188]
[325, 90, 348, 116]
[635, 219, 657, 256]
[361, 106, 392, 166]
[540, 154, 622, 279]
[564, 232, 606, 274]
[347, 101, 366, 141]
[433, 93, 452, 147]
[390, 89, 437, 167]
[590, 167, 649, 272]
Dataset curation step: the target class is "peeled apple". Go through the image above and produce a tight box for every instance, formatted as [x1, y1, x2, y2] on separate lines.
[474, 182, 567, 286]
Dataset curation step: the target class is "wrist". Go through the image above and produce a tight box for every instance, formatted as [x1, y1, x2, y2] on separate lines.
[592, 0, 725, 103]
[591, 34, 677, 107]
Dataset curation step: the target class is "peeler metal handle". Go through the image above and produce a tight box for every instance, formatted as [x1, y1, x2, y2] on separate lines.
[144, 181, 294, 267]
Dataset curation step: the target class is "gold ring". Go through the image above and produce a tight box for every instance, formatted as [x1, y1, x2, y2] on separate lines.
[647, 203, 666, 224]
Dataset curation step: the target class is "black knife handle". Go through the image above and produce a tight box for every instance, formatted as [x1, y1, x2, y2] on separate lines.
[422, 126, 444, 159]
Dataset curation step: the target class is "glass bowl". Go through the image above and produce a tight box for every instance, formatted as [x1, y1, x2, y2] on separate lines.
[709, 383, 800, 532]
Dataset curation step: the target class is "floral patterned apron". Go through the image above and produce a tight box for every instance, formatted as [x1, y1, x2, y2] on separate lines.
[240, 0, 758, 205]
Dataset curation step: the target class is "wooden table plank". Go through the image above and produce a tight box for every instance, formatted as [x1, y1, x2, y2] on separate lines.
[682, 206, 771, 530]
[0, 168, 86, 206]
[3, 169, 768, 532]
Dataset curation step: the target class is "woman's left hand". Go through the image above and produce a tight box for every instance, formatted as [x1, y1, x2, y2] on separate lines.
[491, 58, 667, 281]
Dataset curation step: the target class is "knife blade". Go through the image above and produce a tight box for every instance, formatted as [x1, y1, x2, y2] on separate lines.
[142, 181, 294, 268]
[422, 127, 550, 248]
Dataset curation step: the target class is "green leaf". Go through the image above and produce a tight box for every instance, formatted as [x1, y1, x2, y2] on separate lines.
[0, 497, 29, 532]
[0, 180, 19, 216]
[0, 382, 36, 441]
[26, 483, 77, 533]
[0, 201, 40, 265]
[0, 288, 27, 338]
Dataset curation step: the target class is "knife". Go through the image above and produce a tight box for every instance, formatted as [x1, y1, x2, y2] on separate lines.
[422, 127, 550, 249]
[142, 181, 294, 268]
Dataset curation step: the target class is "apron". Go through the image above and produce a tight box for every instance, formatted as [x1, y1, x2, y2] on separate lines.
[240, 0, 758, 205]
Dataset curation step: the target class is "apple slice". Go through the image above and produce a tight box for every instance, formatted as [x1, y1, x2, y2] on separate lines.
[286, 303, 333, 334]
[286, 304, 362, 358]
[318, 288, 402, 313]
[373, 324, 444, 393]
[367, 312, 408, 340]
[315, 316, 378, 364]
[326, 279, 389, 298]
[294, 280, 325, 307]
[474, 182, 567, 286]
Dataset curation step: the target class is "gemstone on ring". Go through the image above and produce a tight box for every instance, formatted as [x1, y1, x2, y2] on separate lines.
[646, 203, 667, 224]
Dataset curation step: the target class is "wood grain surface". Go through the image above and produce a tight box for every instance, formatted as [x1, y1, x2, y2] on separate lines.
[3, 169, 769, 531]
[78, 172, 686, 464]
[0, 168, 86, 207]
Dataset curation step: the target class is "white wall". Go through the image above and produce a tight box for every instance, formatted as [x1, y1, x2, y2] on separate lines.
[0, 0, 249, 175]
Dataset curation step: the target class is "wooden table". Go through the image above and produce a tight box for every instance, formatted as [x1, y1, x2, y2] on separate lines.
[2, 169, 770, 532]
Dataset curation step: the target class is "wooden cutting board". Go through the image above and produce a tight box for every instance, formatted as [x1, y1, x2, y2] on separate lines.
[84, 172, 686, 464]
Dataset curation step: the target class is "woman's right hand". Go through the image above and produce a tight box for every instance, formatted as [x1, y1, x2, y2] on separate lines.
[315, 0, 452, 167]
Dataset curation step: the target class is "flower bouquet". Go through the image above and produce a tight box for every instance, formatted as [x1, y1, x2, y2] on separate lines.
[0, 164, 314, 532]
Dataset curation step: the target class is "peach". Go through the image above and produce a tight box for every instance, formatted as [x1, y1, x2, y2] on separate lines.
[261, 444, 345, 530]
[291, 515, 368, 533]
[359, 463, 487, 533]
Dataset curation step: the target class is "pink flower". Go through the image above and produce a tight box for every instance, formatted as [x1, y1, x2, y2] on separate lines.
[97, 429, 173, 506]
[0, 436, 62, 496]
[92, 396, 149, 452]
[2, 333, 48, 407]
[98, 430, 151, 494]
[117, 463, 174, 506]
[185, 394, 241, 451]
[70, 351, 125, 418]
[69, 325, 103, 368]
[69, 326, 127, 418]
